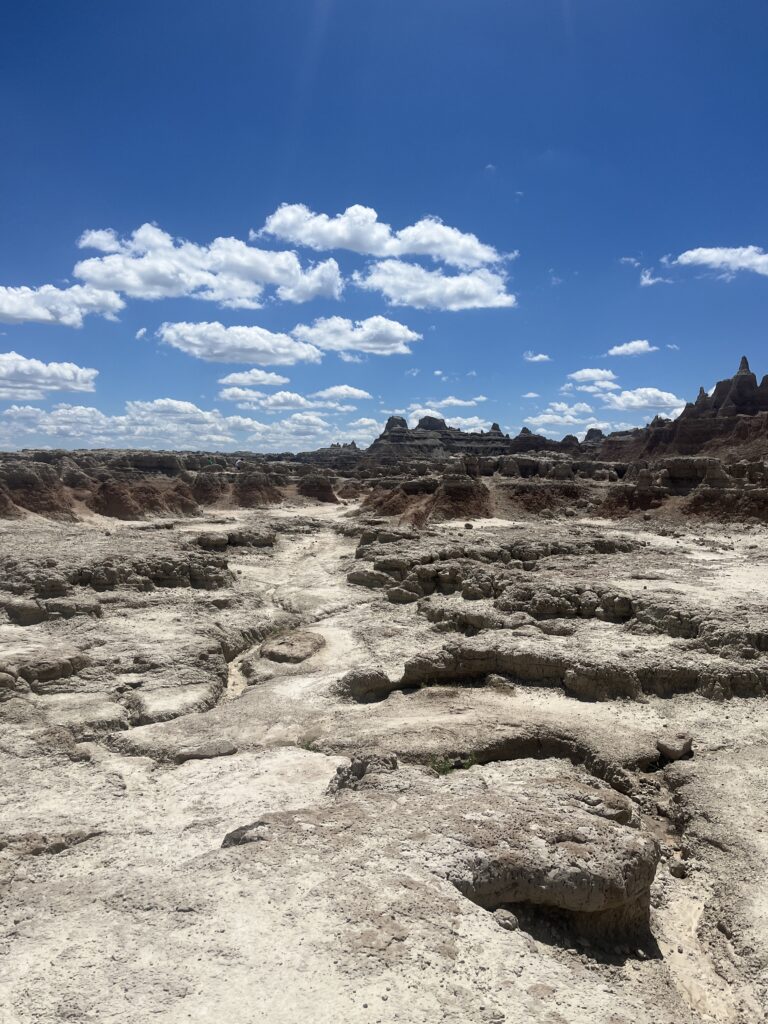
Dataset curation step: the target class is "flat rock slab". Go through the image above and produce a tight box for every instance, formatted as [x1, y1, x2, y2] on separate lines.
[173, 739, 238, 763]
[260, 630, 326, 664]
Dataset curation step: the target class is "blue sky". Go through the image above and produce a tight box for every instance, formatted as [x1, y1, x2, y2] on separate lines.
[1, 0, 767, 451]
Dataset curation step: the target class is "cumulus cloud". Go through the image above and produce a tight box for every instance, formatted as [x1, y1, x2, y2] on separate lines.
[311, 384, 372, 400]
[217, 387, 266, 404]
[574, 382, 620, 393]
[353, 260, 516, 311]
[523, 351, 550, 363]
[218, 387, 355, 413]
[602, 387, 683, 410]
[157, 321, 322, 366]
[217, 368, 290, 387]
[75, 223, 343, 309]
[0, 351, 99, 400]
[522, 391, 539, 398]
[674, 245, 768, 279]
[407, 407, 492, 431]
[0, 283, 124, 328]
[259, 203, 504, 269]
[292, 315, 421, 356]
[606, 340, 659, 357]
[523, 401, 618, 438]
[567, 368, 617, 382]
[0, 397, 375, 453]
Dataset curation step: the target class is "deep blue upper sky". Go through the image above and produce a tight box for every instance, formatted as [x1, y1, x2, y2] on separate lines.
[1, 0, 767, 450]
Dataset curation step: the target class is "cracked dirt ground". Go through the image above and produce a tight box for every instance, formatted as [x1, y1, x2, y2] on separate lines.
[1, 499, 767, 1023]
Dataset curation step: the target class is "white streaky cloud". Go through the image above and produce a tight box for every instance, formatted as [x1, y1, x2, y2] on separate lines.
[218, 368, 290, 386]
[0, 351, 99, 400]
[640, 268, 672, 287]
[523, 351, 551, 363]
[619, 257, 640, 267]
[409, 395, 487, 410]
[0, 283, 124, 328]
[258, 203, 505, 269]
[135, 327, 147, 340]
[353, 260, 516, 311]
[667, 343, 680, 351]
[602, 387, 683, 410]
[606, 340, 659, 357]
[674, 245, 768, 279]
[292, 315, 421, 356]
[521, 392, 539, 398]
[157, 321, 322, 366]
[311, 385, 372, 400]
[75, 223, 343, 309]
[567, 368, 617, 382]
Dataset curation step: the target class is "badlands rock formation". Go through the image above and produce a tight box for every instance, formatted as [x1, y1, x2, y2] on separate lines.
[2, 357, 768, 1023]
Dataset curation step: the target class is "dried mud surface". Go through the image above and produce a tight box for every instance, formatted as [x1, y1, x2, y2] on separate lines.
[2, 495, 767, 1024]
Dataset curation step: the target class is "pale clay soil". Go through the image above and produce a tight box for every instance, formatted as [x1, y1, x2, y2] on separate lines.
[1, 498, 767, 1023]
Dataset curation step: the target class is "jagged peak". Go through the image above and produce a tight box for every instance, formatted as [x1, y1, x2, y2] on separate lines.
[737, 355, 751, 375]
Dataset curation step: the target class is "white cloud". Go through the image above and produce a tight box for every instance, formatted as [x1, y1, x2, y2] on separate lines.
[218, 368, 290, 386]
[157, 321, 322, 365]
[135, 327, 147, 340]
[0, 351, 99, 400]
[259, 203, 504, 269]
[311, 384, 372, 400]
[574, 381, 620, 393]
[567, 368, 617, 382]
[674, 245, 768, 279]
[0, 283, 124, 328]
[75, 223, 343, 309]
[640, 268, 672, 287]
[409, 394, 487, 410]
[523, 351, 550, 363]
[292, 315, 421, 356]
[217, 386, 266, 404]
[0, 398, 378, 453]
[353, 260, 516, 311]
[606, 340, 659, 357]
[218, 387, 355, 413]
[521, 391, 539, 398]
[444, 415, 493, 431]
[619, 257, 640, 267]
[602, 387, 683, 411]
[666, 343, 680, 351]
[407, 407, 492, 431]
[524, 401, 597, 432]
[405, 367, 420, 377]
[346, 416, 384, 442]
